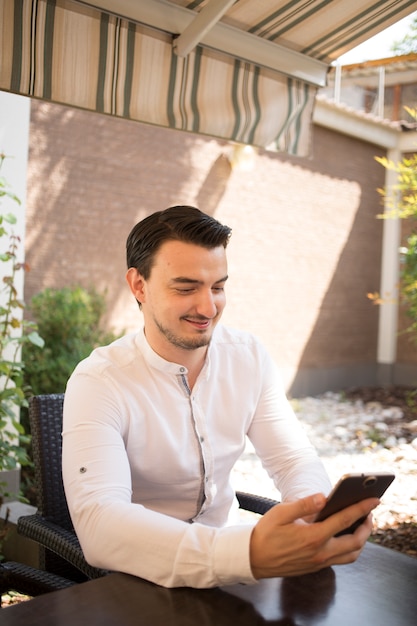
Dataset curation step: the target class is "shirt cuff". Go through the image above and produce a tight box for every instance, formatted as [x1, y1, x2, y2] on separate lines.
[213, 523, 258, 586]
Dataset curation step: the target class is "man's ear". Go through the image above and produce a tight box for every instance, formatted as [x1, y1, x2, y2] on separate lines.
[126, 268, 146, 305]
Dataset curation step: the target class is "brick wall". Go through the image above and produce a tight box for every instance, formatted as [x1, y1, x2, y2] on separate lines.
[24, 99, 416, 395]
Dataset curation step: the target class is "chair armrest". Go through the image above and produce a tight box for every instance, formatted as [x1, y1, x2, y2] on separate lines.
[0, 561, 75, 598]
[236, 491, 279, 515]
[17, 514, 110, 580]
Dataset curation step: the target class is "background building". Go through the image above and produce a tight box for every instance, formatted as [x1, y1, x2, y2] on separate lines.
[1, 0, 416, 397]
[23, 91, 417, 396]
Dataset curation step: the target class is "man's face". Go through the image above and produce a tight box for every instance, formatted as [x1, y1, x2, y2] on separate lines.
[128, 240, 228, 359]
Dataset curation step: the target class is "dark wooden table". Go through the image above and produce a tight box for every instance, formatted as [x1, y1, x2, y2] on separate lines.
[2, 542, 417, 625]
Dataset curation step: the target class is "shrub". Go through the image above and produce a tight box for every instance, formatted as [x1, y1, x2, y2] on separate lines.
[22, 285, 119, 396]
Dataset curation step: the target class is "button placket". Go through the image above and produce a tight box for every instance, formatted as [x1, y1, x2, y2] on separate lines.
[190, 395, 213, 515]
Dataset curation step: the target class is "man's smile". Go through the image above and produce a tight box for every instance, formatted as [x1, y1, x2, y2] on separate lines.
[182, 317, 212, 330]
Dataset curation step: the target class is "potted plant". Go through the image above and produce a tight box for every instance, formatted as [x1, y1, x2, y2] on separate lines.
[0, 153, 44, 555]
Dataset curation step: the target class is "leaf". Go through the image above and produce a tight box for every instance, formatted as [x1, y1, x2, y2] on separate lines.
[4, 212, 17, 224]
[26, 331, 45, 349]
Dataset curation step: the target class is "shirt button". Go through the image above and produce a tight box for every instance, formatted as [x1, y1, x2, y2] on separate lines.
[179, 367, 186, 373]
[200, 436, 204, 443]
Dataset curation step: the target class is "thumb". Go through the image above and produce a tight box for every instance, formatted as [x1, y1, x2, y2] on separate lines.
[269, 493, 327, 525]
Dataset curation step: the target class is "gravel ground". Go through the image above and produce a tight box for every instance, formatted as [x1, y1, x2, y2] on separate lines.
[231, 387, 417, 557]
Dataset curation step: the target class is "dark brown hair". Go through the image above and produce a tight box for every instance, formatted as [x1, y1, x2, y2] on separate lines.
[126, 206, 232, 279]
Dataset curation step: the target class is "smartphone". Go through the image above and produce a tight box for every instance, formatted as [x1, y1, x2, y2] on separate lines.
[315, 472, 395, 536]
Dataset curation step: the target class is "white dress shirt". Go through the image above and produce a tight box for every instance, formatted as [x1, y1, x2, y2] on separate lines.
[62, 325, 331, 588]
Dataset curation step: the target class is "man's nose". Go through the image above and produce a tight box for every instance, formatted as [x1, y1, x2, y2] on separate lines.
[196, 291, 217, 318]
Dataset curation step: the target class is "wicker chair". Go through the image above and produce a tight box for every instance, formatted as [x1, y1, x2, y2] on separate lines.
[0, 560, 75, 606]
[17, 394, 107, 583]
[17, 393, 278, 583]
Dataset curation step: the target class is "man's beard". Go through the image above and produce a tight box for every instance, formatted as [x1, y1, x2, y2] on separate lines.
[153, 317, 213, 351]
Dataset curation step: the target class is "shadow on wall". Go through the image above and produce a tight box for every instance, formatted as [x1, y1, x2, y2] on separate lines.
[196, 154, 232, 215]
[24, 100, 229, 333]
[287, 132, 384, 397]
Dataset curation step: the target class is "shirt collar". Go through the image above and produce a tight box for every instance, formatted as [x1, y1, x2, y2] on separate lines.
[135, 326, 213, 380]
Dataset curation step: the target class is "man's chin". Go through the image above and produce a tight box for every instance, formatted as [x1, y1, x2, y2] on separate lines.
[179, 335, 212, 350]
[155, 318, 217, 351]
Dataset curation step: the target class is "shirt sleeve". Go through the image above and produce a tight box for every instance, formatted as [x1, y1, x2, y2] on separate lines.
[62, 372, 257, 588]
[247, 349, 332, 502]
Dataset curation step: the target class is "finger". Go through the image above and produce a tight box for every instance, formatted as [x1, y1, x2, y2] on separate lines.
[323, 498, 380, 538]
[267, 493, 327, 526]
[313, 514, 375, 569]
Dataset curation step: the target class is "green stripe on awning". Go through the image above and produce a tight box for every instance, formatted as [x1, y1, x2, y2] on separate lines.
[167, 47, 178, 128]
[231, 58, 241, 141]
[10, 0, 24, 91]
[270, 78, 313, 155]
[309, 0, 417, 61]
[244, 0, 416, 62]
[123, 21, 136, 118]
[190, 45, 201, 133]
[251, 0, 330, 40]
[247, 65, 261, 146]
[43, 0, 56, 99]
[0, 0, 315, 156]
[96, 12, 108, 113]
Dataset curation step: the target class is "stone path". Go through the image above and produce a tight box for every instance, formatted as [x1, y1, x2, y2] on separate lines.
[232, 392, 417, 530]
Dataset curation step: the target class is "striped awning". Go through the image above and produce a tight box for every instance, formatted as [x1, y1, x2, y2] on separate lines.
[1, 0, 415, 156]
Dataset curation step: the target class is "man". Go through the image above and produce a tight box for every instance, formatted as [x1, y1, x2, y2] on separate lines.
[62, 206, 378, 588]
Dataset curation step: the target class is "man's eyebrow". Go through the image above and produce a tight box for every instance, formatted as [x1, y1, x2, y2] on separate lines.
[171, 275, 228, 285]
[215, 275, 228, 284]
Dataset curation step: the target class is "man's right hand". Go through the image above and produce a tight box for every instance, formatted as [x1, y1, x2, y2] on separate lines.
[249, 493, 379, 580]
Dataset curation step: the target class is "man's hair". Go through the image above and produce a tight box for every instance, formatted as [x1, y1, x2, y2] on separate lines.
[126, 206, 232, 278]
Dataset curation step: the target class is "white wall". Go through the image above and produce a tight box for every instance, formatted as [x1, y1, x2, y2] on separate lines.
[0, 91, 30, 307]
[0, 91, 31, 497]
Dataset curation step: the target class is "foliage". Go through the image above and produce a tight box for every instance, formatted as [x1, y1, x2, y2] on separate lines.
[370, 108, 417, 343]
[22, 285, 119, 396]
[401, 233, 417, 338]
[375, 120, 417, 220]
[0, 154, 44, 488]
[391, 14, 417, 56]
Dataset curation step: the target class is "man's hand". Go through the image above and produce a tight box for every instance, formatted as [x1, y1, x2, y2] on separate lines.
[250, 493, 379, 579]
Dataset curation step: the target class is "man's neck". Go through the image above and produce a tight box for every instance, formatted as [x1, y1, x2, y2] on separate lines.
[144, 330, 208, 386]
[181, 351, 207, 390]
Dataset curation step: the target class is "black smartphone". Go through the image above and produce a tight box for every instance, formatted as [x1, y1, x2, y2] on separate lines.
[315, 472, 395, 536]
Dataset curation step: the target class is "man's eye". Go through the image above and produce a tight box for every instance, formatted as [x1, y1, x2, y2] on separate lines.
[177, 288, 194, 294]
[212, 287, 225, 293]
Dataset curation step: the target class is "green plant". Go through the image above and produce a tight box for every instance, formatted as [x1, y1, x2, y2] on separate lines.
[0, 154, 44, 503]
[391, 14, 417, 56]
[370, 108, 417, 344]
[405, 387, 417, 415]
[23, 285, 119, 396]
